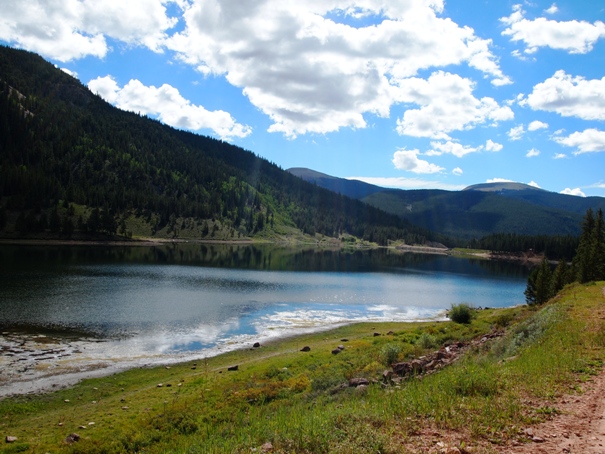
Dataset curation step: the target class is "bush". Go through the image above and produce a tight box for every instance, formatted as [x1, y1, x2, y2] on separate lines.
[380, 343, 401, 366]
[416, 332, 437, 349]
[448, 303, 474, 324]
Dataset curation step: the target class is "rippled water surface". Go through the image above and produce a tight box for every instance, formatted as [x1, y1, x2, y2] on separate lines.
[0, 244, 529, 359]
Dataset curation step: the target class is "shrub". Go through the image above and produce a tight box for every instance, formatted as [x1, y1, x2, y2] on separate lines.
[448, 303, 474, 324]
[415, 332, 437, 350]
[380, 343, 401, 366]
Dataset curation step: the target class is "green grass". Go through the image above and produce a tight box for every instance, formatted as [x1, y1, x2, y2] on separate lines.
[1, 283, 604, 453]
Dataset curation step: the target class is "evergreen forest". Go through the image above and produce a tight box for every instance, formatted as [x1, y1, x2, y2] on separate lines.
[0, 46, 436, 246]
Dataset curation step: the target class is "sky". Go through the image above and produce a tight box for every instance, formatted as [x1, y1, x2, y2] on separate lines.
[1, 1, 605, 197]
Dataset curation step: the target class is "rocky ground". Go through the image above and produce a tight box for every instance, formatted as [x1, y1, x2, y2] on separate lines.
[0, 331, 120, 397]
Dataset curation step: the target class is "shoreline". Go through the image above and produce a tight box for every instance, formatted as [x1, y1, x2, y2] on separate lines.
[0, 315, 448, 399]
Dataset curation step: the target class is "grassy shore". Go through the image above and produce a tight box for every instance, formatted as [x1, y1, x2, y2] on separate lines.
[1, 282, 604, 453]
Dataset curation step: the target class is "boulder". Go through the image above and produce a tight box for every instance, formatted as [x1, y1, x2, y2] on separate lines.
[5, 436, 17, 443]
[253, 342, 261, 348]
[65, 433, 80, 444]
[331, 348, 341, 355]
[349, 377, 369, 387]
[227, 365, 239, 371]
[300, 346, 311, 352]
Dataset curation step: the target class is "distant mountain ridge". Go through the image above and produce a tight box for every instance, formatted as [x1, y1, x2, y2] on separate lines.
[287, 168, 605, 239]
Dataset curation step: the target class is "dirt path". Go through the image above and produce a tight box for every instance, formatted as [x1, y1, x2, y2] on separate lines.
[498, 288, 605, 454]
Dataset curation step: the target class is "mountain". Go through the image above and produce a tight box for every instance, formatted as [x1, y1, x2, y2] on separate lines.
[288, 168, 605, 239]
[0, 46, 434, 246]
[287, 167, 386, 199]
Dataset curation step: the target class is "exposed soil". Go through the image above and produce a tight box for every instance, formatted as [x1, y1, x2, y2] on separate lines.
[494, 366, 605, 454]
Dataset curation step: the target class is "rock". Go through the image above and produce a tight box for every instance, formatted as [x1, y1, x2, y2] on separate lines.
[382, 370, 393, 382]
[337, 345, 345, 350]
[349, 378, 370, 387]
[227, 365, 239, 371]
[65, 433, 80, 444]
[532, 436, 545, 443]
[157, 383, 163, 388]
[253, 342, 261, 348]
[524, 428, 534, 437]
[387, 330, 394, 335]
[5, 436, 17, 443]
[340, 338, 349, 342]
[300, 346, 311, 352]
[260, 441, 274, 452]
[331, 348, 341, 355]
[373, 332, 380, 337]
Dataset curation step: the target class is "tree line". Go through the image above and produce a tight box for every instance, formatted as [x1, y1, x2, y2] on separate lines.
[525, 208, 605, 305]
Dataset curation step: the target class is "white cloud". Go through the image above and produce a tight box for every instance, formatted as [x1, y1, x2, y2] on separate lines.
[394, 71, 513, 139]
[590, 182, 605, 189]
[501, 5, 605, 54]
[560, 188, 586, 197]
[553, 153, 567, 159]
[544, 4, 558, 15]
[0, 0, 177, 62]
[525, 71, 605, 121]
[88, 76, 251, 140]
[452, 167, 463, 176]
[526, 148, 540, 157]
[528, 181, 541, 188]
[553, 129, 605, 154]
[508, 124, 525, 141]
[487, 178, 514, 183]
[347, 176, 465, 191]
[528, 120, 548, 131]
[425, 140, 481, 158]
[485, 139, 503, 152]
[392, 148, 444, 174]
[166, 1, 510, 137]
[60, 67, 78, 78]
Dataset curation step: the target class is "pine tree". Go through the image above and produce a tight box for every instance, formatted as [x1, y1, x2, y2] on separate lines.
[524, 258, 553, 306]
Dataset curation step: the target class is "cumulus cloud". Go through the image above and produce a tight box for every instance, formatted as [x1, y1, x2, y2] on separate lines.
[544, 4, 558, 15]
[524, 71, 605, 120]
[560, 188, 586, 197]
[0, 0, 177, 61]
[528, 181, 541, 188]
[553, 129, 605, 154]
[553, 153, 567, 159]
[508, 124, 525, 141]
[392, 148, 444, 174]
[487, 178, 514, 183]
[88, 76, 251, 140]
[394, 72, 513, 139]
[528, 120, 548, 131]
[165, 1, 510, 137]
[526, 148, 540, 157]
[425, 140, 481, 158]
[452, 167, 463, 176]
[501, 5, 605, 54]
[485, 139, 503, 152]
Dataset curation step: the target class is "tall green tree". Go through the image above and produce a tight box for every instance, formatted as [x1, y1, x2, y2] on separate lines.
[524, 258, 554, 306]
[573, 208, 605, 283]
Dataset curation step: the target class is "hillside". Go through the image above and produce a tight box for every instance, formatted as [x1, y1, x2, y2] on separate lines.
[288, 168, 605, 239]
[0, 46, 435, 246]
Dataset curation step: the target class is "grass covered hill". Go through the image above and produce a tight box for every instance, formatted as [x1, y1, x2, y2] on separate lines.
[0, 46, 436, 246]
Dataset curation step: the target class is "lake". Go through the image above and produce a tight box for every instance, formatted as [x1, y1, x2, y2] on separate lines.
[0, 243, 529, 394]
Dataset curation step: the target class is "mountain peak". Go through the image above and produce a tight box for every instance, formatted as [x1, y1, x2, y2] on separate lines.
[463, 182, 545, 193]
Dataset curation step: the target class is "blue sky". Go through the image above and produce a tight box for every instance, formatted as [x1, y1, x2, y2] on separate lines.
[1, 1, 605, 197]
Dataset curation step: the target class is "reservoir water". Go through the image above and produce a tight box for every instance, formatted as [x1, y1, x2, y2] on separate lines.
[0, 243, 529, 392]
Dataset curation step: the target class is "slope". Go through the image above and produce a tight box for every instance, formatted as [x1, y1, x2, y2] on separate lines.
[0, 46, 431, 246]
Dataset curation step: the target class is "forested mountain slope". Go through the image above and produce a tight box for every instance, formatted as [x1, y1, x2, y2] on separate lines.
[0, 46, 434, 245]
[289, 168, 605, 239]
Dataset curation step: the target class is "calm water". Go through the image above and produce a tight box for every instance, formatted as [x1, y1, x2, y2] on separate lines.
[0, 244, 529, 360]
